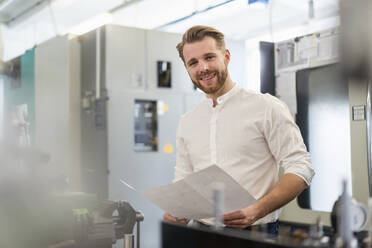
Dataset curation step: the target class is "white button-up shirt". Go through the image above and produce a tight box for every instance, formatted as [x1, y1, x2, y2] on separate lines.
[174, 84, 314, 224]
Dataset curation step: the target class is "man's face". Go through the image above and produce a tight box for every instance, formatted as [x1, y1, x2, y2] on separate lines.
[182, 37, 230, 95]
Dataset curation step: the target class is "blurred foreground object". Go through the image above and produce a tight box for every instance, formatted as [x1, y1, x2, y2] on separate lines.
[340, 0, 372, 79]
[0, 140, 143, 248]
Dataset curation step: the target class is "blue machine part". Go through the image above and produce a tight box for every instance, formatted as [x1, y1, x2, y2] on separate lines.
[248, 0, 269, 4]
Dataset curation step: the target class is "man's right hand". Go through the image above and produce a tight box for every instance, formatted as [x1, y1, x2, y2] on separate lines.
[163, 212, 189, 224]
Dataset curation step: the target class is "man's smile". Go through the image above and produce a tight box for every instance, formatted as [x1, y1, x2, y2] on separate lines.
[199, 72, 216, 83]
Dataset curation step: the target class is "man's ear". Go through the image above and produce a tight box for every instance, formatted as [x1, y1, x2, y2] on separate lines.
[225, 49, 231, 64]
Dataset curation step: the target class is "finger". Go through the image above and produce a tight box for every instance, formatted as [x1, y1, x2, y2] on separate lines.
[163, 213, 177, 222]
[175, 218, 189, 223]
[182, 218, 190, 224]
[224, 219, 247, 225]
[226, 218, 256, 226]
[223, 210, 244, 221]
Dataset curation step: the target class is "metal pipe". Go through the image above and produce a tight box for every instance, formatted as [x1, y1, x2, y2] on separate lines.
[367, 81, 372, 196]
[96, 28, 101, 100]
[135, 211, 144, 248]
[123, 234, 134, 248]
[136, 219, 140, 248]
[335, 181, 358, 248]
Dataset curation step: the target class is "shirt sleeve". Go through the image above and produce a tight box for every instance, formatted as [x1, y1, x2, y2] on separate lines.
[173, 117, 193, 182]
[263, 95, 315, 186]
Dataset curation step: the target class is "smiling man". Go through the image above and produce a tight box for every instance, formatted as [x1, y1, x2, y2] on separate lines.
[163, 25, 314, 235]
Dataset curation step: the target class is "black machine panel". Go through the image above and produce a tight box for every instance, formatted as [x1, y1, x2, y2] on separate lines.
[296, 63, 351, 211]
[162, 222, 327, 248]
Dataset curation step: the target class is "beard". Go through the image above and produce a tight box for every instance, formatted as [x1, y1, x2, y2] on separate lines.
[191, 66, 228, 94]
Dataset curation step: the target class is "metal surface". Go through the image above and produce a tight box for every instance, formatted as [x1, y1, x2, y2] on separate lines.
[162, 221, 328, 248]
[340, 1, 372, 202]
[296, 64, 351, 212]
[334, 182, 358, 248]
[96, 28, 101, 100]
[80, 28, 108, 200]
[124, 234, 134, 248]
[367, 81, 372, 196]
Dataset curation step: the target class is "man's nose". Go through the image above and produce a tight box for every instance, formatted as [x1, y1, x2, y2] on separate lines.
[198, 61, 209, 72]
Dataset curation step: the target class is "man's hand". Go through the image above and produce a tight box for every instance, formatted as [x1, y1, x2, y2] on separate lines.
[224, 173, 307, 229]
[163, 212, 189, 224]
[223, 204, 261, 229]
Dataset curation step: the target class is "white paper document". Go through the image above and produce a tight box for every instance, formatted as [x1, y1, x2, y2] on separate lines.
[121, 165, 257, 219]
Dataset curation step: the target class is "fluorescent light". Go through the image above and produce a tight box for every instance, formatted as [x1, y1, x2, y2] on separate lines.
[67, 12, 113, 35]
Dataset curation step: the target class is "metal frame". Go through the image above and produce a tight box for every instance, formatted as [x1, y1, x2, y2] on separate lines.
[366, 81, 372, 196]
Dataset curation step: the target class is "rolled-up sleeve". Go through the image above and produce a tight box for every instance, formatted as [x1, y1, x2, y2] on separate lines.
[173, 117, 193, 182]
[263, 96, 315, 185]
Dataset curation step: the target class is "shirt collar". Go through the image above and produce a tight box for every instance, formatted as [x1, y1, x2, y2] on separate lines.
[204, 83, 241, 107]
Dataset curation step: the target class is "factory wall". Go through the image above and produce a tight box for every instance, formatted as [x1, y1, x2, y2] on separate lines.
[34, 36, 82, 191]
[3, 49, 35, 142]
[80, 29, 109, 201]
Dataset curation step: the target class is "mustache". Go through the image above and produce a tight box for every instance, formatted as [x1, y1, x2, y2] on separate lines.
[197, 70, 216, 77]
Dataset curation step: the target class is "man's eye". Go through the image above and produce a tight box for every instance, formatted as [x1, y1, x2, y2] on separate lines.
[206, 56, 215, 60]
[188, 62, 197, 67]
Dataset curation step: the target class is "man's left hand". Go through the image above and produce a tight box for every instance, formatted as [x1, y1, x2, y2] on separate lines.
[223, 204, 261, 229]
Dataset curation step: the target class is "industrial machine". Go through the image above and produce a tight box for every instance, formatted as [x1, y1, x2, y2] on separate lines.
[259, 26, 370, 230]
[46, 200, 144, 248]
[0, 141, 144, 248]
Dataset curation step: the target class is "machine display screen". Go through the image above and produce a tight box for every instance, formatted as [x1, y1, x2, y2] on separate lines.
[157, 61, 171, 88]
[133, 99, 158, 152]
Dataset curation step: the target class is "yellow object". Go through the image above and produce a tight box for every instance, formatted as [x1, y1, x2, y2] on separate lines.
[163, 142, 173, 154]
[163, 104, 169, 112]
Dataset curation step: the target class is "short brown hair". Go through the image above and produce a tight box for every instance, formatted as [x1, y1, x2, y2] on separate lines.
[176, 25, 226, 62]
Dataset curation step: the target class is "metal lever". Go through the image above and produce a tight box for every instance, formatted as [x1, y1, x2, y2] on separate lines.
[123, 234, 134, 248]
[135, 211, 144, 248]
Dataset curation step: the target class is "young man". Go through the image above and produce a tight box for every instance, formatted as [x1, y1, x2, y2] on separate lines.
[163, 25, 314, 233]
